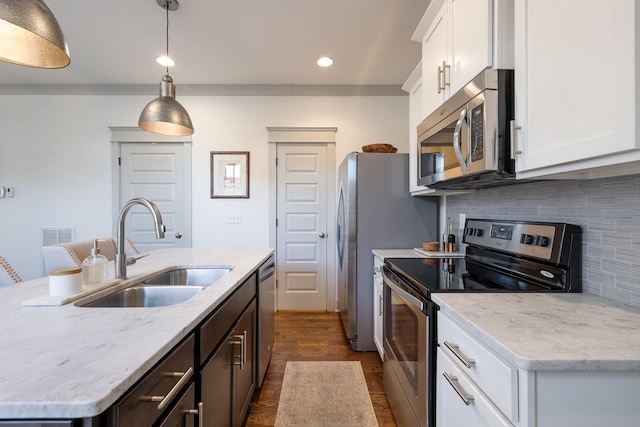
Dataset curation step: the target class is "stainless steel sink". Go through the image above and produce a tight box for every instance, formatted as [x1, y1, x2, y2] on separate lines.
[142, 266, 233, 286]
[80, 285, 204, 308]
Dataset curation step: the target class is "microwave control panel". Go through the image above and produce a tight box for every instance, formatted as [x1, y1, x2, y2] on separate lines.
[470, 104, 484, 161]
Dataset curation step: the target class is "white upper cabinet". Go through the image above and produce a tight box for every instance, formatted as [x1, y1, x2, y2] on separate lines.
[418, 0, 513, 119]
[513, 1, 639, 179]
[402, 62, 437, 195]
[422, 4, 449, 117]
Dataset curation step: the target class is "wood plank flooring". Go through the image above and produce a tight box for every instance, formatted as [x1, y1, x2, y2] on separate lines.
[245, 311, 397, 427]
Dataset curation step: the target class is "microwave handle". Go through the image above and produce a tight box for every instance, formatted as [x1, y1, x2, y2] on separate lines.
[453, 108, 468, 174]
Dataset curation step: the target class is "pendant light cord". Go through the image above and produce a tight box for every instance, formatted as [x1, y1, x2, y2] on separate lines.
[165, 1, 170, 75]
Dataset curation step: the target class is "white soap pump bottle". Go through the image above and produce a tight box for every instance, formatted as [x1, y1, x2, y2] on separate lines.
[82, 239, 108, 286]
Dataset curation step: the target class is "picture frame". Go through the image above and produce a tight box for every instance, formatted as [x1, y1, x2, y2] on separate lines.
[210, 151, 250, 198]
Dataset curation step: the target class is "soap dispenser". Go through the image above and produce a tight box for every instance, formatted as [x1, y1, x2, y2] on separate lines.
[82, 239, 108, 286]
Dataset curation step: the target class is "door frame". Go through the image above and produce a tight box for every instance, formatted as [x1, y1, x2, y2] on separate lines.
[267, 127, 337, 311]
[109, 126, 193, 247]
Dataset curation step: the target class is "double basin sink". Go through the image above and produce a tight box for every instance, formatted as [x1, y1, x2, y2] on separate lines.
[78, 266, 233, 308]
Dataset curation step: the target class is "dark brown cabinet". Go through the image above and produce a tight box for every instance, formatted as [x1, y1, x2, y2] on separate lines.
[199, 273, 257, 427]
[108, 334, 197, 427]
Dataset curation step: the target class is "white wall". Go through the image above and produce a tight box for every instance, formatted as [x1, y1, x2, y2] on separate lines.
[0, 93, 409, 280]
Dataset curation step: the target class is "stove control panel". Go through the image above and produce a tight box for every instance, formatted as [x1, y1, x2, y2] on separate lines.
[463, 219, 557, 260]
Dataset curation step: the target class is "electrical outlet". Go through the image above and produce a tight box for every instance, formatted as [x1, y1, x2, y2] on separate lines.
[6, 187, 14, 197]
[227, 212, 242, 224]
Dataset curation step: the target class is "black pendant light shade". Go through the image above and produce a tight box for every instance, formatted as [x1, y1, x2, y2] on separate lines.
[0, 0, 70, 68]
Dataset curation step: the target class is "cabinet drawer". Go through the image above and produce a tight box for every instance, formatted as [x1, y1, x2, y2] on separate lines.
[437, 348, 513, 427]
[438, 312, 518, 422]
[200, 274, 256, 364]
[111, 334, 195, 427]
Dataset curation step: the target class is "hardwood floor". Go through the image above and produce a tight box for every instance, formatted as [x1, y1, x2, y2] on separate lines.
[245, 311, 397, 426]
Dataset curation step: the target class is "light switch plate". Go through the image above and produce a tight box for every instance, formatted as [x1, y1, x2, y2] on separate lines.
[227, 212, 242, 224]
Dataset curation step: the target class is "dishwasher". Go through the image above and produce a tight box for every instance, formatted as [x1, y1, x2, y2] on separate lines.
[257, 254, 276, 387]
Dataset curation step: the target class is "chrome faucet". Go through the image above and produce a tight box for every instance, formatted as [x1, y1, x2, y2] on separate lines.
[115, 197, 166, 279]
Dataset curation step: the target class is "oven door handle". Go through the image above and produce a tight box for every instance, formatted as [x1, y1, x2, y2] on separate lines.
[383, 274, 424, 311]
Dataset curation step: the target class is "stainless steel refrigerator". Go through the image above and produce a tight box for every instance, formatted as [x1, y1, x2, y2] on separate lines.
[336, 152, 438, 351]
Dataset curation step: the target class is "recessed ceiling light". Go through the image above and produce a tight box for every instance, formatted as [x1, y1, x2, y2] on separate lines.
[156, 55, 175, 67]
[317, 57, 334, 67]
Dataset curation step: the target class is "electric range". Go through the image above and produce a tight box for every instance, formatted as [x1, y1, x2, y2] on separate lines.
[381, 218, 582, 427]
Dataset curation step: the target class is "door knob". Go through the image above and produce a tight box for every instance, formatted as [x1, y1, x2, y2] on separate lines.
[318, 232, 326, 238]
[175, 232, 182, 239]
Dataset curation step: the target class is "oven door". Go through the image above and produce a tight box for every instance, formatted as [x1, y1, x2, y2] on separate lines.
[383, 267, 432, 427]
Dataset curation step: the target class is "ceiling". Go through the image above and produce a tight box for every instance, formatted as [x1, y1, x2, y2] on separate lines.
[0, 0, 430, 90]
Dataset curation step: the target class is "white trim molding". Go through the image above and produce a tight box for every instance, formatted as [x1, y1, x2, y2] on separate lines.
[266, 127, 338, 144]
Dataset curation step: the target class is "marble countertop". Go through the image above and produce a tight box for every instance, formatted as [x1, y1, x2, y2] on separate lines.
[432, 293, 640, 371]
[372, 249, 427, 259]
[0, 247, 274, 420]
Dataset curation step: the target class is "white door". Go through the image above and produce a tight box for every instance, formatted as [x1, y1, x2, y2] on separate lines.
[276, 144, 328, 310]
[118, 143, 191, 253]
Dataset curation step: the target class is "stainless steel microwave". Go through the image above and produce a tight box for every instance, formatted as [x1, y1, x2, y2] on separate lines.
[417, 69, 515, 190]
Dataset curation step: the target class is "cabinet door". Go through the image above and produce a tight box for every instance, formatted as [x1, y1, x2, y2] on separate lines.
[201, 337, 233, 427]
[422, 3, 449, 118]
[450, 0, 492, 93]
[372, 256, 384, 360]
[514, 0, 637, 175]
[407, 67, 425, 193]
[158, 383, 197, 427]
[233, 300, 257, 427]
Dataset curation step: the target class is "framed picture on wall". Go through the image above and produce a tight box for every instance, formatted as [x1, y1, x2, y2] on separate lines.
[210, 151, 250, 198]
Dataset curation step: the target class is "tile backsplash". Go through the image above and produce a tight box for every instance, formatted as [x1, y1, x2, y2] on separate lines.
[444, 174, 640, 308]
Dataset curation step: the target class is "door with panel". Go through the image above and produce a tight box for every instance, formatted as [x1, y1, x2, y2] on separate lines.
[118, 142, 191, 252]
[276, 144, 328, 310]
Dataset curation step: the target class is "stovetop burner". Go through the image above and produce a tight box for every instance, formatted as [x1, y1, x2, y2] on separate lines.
[384, 218, 582, 298]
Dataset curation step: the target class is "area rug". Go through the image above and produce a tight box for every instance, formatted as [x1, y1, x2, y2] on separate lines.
[274, 361, 378, 427]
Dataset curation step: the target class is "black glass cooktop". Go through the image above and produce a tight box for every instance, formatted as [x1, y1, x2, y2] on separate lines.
[384, 254, 566, 297]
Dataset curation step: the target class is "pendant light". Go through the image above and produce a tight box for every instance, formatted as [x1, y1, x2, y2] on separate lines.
[0, 0, 70, 68]
[138, 0, 194, 136]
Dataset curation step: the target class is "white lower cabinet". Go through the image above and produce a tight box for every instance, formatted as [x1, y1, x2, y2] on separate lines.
[437, 348, 513, 427]
[437, 310, 640, 427]
[437, 312, 516, 427]
[373, 254, 384, 360]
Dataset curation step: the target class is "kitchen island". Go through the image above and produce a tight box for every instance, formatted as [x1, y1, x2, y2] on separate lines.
[0, 247, 273, 422]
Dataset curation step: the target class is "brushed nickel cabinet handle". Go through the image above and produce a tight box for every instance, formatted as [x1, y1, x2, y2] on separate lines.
[232, 331, 247, 369]
[444, 341, 475, 368]
[443, 372, 474, 405]
[144, 367, 194, 410]
[442, 61, 450, 88]
[185, 401, 203, 427]
[232, 334, 244, 369]
[510, 120, 522, 159]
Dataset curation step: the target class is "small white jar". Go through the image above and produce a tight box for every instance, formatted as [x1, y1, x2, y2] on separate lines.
[49, 266, 83, 296]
